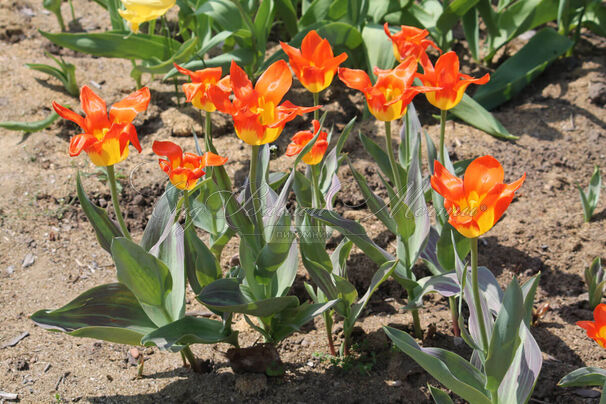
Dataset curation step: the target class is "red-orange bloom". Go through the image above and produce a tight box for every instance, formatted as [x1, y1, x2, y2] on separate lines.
[383, 23, 440, 64]
[280, 30, 348, 93]
[52, 85, 150, 166]
[173, 64, 231, 112]
[417, 51, 490, 111]
[285, 120, 328, 165]
[578, 304, 606, 348]
[338, 56, 438, 122]
[152, 140, 227, 191]
[430, 156, 525, 239]
[209, 60, 320, 146]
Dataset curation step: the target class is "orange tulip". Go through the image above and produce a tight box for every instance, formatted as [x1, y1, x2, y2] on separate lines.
[417, 51, 490, 111]
[152, 140, 227, 191]
[338, 57, 437, 122]
[173, 64, 231, 112]
[578, 304, 606, 348]
[430, 156, 525, 239]
[285, 120, 328, 165]
[383, 23, 440, 64]
[209, 60, 320, 146]
[280, 30, 348, 93]
[53, 86, 150, 166]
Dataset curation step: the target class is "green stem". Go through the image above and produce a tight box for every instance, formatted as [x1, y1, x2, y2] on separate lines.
[54, 10, 66, 31]
[68, 0, 76, 21]
[439, 109, 447, 164]
[404, 112, 410, 165]
[181, 346, 201, 373]
[384, 120, 403, 199]
[183, 189, 192, 228]
[449, 296, 460, 337]
[324, 311, 336, 356]
[106, 165, 131, 239]
[471, 237, 489, 352]
[249, 145, 265, 240]
[311, 164, 322, 209]
[406, 286, 423, 339]
[313, 91, 320, 121]
[204, 111, 212, 152]
[147, 19, 156, 35]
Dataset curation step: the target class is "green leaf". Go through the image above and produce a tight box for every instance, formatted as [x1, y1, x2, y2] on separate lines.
[198, 278, 299, 317]
[141, 316, 237, 351]
[362, 23, 397, 78]
[584, 2, 606, 37]
[305, 208, 394, 265]
[253, 0, 275, 52]
[462, 8, 480, 61]
[31, 283, 157, 346]
[275, 0, 298, 37]
[437, 223, 471, 272]
[436, 0, 479, 34]
[474, 28, 573, 110]
[450, 94, 518, 140]
[0, 110, 59, 133]
[406, 272, 460, 309]
[106, 0, 126, 31]
[578, 165, 602, 222]
[429, 385, 455, 404]
[330, 238, 353, 278]
[272, 300, 337, 342]
[484, 278, 525, 393]
[135, 36, 199, 74]
[358, 132, 406, 185]
[184, 226, 221, 294]
[384, 326, 491, 404]
[348, 261, 398, 326]
[39, 30, 181, 61]
[76, 172, 123, 253]
[559, 367, 606, 387]
[521, 273, 540, 326]
[141, 185, 180, 251]
[111, 238, 174, 327]
[299, 0, 333, 27]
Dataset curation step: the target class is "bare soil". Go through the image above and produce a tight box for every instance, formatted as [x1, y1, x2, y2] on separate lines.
[1, 1, 606, 403]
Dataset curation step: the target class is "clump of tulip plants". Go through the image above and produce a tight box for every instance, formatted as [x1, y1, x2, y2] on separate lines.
[31, 24, 545, 396]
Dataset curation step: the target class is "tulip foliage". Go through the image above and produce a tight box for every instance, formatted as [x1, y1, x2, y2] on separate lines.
[29, 19, 556, 401]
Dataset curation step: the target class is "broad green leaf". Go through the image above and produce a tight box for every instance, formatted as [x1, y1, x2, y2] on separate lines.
[497, 323, 542, 404]
[462, 8, 480, 61]
[198, 278, 299, 317]
[40, 30, 181, 60]
[31, 283, 156, 346]
[196, 0, 245, 34]
[294, 170, 313, 208]
[429, 386, 455, 404]
[436, 0, 479, 34]
[406, 272, 460, 309]
[521, 274, 540, 326]
[384, 326, 492, 404]
[367, 0, 412, 23]
[348, 261, 397, 327]
[474, 28, 573, 110]
[272, 300, 337, 342]
[275, 0, 298, 37]
[330, 238, 353, 278]
[450, 94, 518, 140]
[305, 208, 394, 265]
[106, 0, 125, 31]
[362, 24, 396, 78]
[134, 36, 199, 74]
[111, 238, 173, 327]
[76, 172, 123, 253]
[584, 2, 606, 37]
[184, 226, 221, 295]
[437, 223, 471, 272]
[299, 0, 333, 27]
[141, 316, 237, 351]
[253, 0, 275, 51]
[358, 132, 406, 185]
[141, 185, 180, 252]
[484, 279, 525, 393]
[559, 367, 606, 387]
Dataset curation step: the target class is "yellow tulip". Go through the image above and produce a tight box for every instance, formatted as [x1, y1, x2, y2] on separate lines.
[119, 0, 176, 33]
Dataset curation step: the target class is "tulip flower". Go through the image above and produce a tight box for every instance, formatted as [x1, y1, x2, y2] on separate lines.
[577, 304, 606, 348]
[338, 57, 437, 122]
[417, 51, 490, 111]
[209, 60, 320, 146]
[52, 85, 150, 167]
[153, 140, 227, 191]
[280, 30, 348, 94]
[383, 23, 440, 64]
[431, 156, 526, 239]
[119, 0, 176, 33]
[285, 120, 328, 165]
[173, 64, 231, 113]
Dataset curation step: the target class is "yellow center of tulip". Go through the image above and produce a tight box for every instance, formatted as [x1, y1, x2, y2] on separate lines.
[94, 127, 109, 141]
[253, 97, 276, 126]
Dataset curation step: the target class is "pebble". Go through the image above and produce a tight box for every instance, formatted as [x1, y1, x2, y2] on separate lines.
[300, 337, 311, 347]
[22, 253, 36, 268]
[6, 265, 14, 275]
[385, 380, 402, 387]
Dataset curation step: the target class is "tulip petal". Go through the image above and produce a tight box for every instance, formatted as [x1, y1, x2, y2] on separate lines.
[152, 140, 183, 163]
[69, 133, 97, 156]
[80, 85, 110, 132]
[595, 304, 606, 325]
[109, 87, 151, 124]
[208, 85, 235, 115]
[255, 60, 292, 106]
[300, 30, 324, 59]
[463, 155, 504, 197]
[229, 61, 255, 105]
[53, 101, 86, 130]
[201, 152, 228, 167]
[431, 160, 464, 202]
[338, 67, 372, 92]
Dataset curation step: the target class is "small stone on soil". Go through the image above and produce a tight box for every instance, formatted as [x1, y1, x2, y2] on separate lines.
[588, 81, 606, 106]
[6, 265, 14, 275]
[21, 253, 36, 268]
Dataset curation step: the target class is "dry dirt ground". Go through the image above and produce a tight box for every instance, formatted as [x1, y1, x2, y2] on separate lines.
[1, 1, 606, 403]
